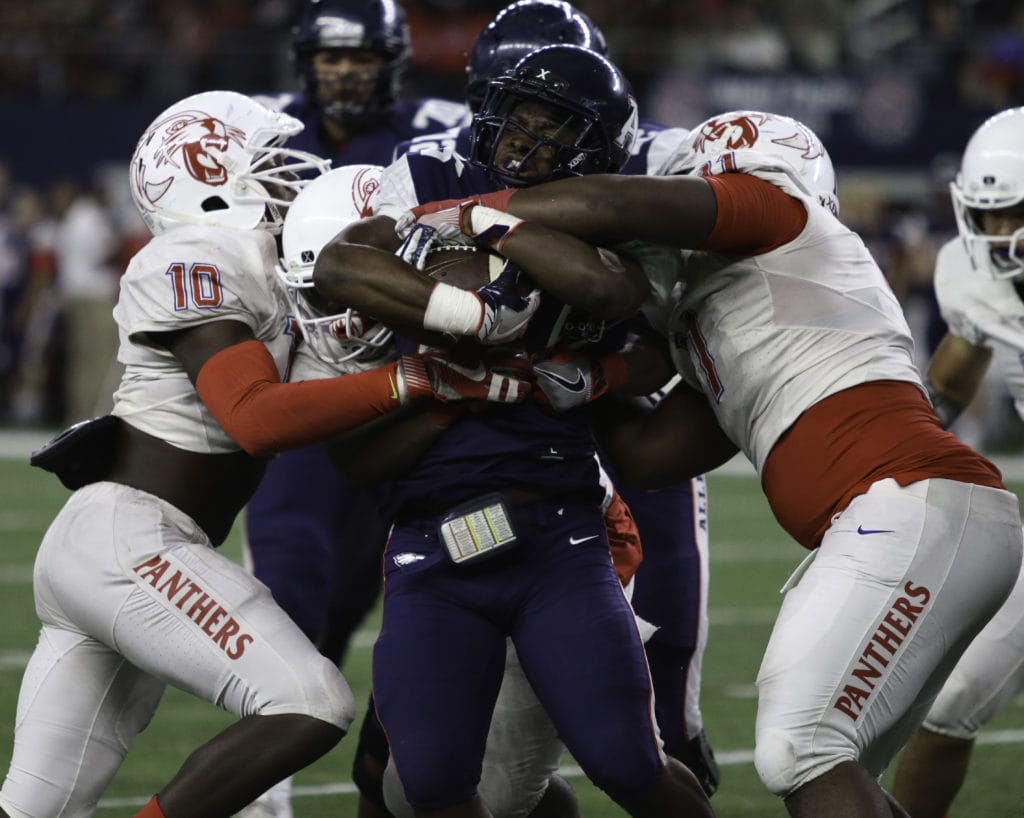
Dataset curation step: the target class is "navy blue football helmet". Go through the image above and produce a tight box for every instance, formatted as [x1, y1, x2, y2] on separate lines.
[292, 0, 411, 126]
[469, 44, 638, 188]
[466, 0, 607, 113]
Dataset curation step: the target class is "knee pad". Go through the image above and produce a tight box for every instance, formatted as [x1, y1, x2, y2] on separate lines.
[753, 728, 801, 796]
[311, 654, 357, 730]
[258, 652, 355, 731]
[754, 727, 853, 797]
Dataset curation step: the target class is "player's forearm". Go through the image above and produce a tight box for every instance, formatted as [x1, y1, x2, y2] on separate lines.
[592, 384, 738, 488]
[196, 340, 406, 457]
[496, 221, 649, 320]
[497, 174, 718, 249]
[925, 332, 993, 427]
[325, 404, 462, 485]
[314, 240, 435, 328]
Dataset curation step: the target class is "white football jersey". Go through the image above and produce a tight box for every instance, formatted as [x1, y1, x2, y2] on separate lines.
[633, 126, 691, 177]
[933, 236, 1024, 419]
[112, 224, 298, 453]
[667, 165, 922, 473]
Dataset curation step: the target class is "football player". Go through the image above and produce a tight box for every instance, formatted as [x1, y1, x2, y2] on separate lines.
[889, 106, 1024, 818]
[397, 109, 1024, 818]
[394, 0, 720, 800]
[314, 44, 716, 818]
[0, 91, 526, 818]
[277, 162, 645, 818]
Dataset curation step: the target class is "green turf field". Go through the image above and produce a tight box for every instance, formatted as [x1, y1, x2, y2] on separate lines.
[1, 452, 1022, 817]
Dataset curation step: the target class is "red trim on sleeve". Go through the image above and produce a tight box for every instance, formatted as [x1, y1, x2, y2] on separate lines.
[701, 173, 808, 255]
[195, 339, 403, 457]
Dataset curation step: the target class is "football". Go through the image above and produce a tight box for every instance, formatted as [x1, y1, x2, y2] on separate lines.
[423, 246, 500, 290]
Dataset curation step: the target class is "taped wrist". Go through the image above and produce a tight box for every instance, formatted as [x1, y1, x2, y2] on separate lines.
[464, 205, 524, 252]
[422, 281, 484, 336]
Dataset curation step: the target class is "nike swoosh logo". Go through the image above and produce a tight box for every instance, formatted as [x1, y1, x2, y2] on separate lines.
[569, 534, 600, 545]
[540, 367, 586, 392]
[387, 372, 399, 400]
[857, 526, 895, 535]
[439, 359, 486, 380]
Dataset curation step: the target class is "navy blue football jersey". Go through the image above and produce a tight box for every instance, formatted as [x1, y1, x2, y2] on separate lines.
[377, 150, 629, 518]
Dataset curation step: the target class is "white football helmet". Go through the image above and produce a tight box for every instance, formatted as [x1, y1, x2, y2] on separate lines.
[130, 90, 330, 236]
[278, 163, 393, 367]
[662, 110, 839, 217]
[950, 107, 1024, 279]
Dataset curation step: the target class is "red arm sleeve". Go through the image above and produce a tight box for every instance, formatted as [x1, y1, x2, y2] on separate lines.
[195, 339, 404, 457]
[701, 173, 808, 255]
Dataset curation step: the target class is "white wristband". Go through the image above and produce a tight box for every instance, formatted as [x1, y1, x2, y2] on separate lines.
[467, 206, 524, 252]
[422, 282, 483, 336]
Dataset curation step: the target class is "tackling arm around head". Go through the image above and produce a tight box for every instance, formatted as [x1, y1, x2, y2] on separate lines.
[420, 173, 721, 249]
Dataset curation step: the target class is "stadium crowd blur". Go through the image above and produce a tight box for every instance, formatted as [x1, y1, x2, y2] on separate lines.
[1, 0, 1023, 446]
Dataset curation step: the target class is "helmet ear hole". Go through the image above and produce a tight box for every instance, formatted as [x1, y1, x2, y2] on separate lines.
[201, 196, 229, 212]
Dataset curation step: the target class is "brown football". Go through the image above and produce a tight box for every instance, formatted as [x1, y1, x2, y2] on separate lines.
[423, 246, 498, 290]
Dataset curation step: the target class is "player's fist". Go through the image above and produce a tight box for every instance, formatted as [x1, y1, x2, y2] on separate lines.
[533, 352, 628, 411]
[474, 263, 541, 344]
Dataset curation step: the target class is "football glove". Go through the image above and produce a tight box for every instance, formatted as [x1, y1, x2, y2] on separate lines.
[395, 220, 438, 269]
[395, 353, 530, 404]
[533, 352, 628, 411]
[410, 188, 517, 221]
[396, 202, 523, 253]
[474, 263, 541, 344]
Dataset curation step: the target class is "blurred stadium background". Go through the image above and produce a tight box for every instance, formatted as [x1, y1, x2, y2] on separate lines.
[2, 1, 1024, 815]
[3, 0, 1024, 443]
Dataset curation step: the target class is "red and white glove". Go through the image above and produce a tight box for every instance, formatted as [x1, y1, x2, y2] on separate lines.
[533, 352, 629, 411]
[410, 188, 518, 221]
[395, 353, 531, 404]
[397, 201, 524, 254]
